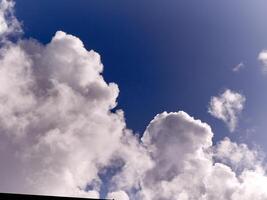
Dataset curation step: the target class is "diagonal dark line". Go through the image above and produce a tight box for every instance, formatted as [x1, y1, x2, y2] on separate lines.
[0, 193, 114, 200]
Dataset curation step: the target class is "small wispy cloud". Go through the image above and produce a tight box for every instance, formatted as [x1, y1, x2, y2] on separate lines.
[232, 62, 245, 72]
[208, 89, 246, 132]
[258, 50, 267, 73]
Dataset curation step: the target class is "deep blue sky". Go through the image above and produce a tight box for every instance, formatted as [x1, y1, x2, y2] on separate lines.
[15, 0, 267, 150]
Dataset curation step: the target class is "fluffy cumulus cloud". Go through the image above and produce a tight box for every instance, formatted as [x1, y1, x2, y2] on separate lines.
[1, 1, 267, 200]
[258, 50, 267, 73]
[208, 89, 246, 132]
[110, 112, 267, 200]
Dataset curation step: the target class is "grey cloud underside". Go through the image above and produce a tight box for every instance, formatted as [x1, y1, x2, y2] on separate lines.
[1, 1, 267, 200]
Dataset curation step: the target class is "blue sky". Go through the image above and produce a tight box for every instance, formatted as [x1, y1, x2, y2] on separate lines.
[15, 0, 267, 149]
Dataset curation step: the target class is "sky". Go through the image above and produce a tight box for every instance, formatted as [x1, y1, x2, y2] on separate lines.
[1, 0, 267, 199]
[14, 0, 267, 146]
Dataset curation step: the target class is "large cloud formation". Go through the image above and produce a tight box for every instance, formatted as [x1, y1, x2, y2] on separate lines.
[1, 1, 267, 199]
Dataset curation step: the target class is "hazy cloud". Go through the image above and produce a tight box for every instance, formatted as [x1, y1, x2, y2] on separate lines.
[232, 62, 245, 72]
[258, 50, 267, 73]
[208, 89, 246, 132]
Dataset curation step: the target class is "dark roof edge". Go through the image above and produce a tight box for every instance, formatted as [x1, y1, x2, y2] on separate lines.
[0, 193, 113, 200]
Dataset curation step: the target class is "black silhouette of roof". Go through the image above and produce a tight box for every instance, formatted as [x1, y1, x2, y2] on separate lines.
[0, 193, 113, 200]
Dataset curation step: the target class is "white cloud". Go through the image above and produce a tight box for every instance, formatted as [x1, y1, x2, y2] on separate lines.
[0, 5, 152, 197]
[0, 30, 126, 197]
[0, 0, 21, 40]
[208, 89, 246, 132]
[1, 1, 267, 200]
[258, 50, 267, 73]
[232, 62, 245, 72]
[213, 137, 261, 172]
[107, 191, 130, 200]
[110, 111, 267, 200]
